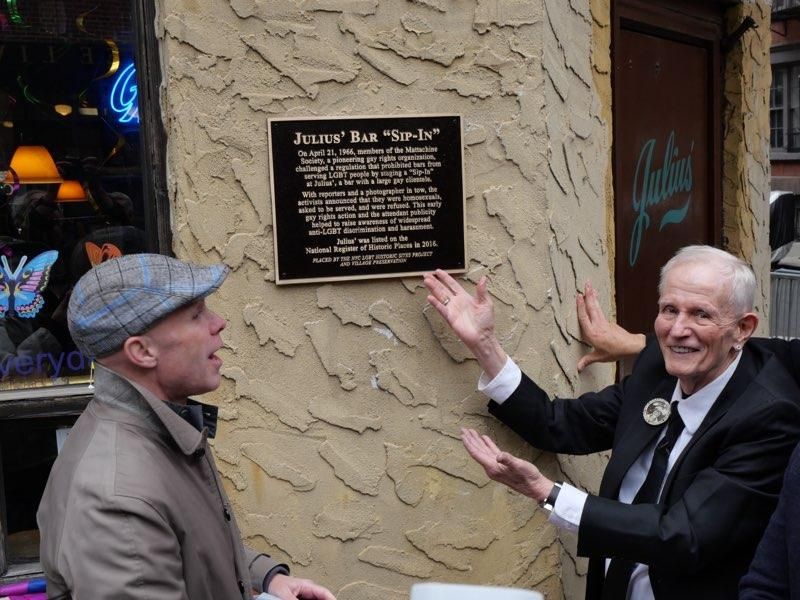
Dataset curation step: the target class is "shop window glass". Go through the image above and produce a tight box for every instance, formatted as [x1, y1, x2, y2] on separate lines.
[790, 66, 800, 149]
[771, 67, 786, 150]
[770, 64, 800, 154]
[774, 0, 800, 11]
[0, 0, 149, 397]
[0, 0, 162, 576]
[773, 0, 800, 11]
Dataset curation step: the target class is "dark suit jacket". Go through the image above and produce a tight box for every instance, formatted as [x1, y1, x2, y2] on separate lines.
[740, 442, 800, 599]
[749, 337, 800, 387]
[488, 340, 800, 600]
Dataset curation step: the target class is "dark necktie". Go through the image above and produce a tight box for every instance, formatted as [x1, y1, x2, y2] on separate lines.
[600, 402, 685, 600]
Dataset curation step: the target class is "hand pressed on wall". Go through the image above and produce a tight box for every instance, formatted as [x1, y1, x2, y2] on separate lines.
[576, 281, 646, 371]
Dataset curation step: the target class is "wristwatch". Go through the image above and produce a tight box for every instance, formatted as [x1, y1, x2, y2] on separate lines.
[539, 481, 562, 512]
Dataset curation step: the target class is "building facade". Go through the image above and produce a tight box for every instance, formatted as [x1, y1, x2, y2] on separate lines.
[771, 0, 800, 192]
[0, 0, 773, 598]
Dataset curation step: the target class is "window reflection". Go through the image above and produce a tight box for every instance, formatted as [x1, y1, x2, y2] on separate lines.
[0, 0, 148, 391]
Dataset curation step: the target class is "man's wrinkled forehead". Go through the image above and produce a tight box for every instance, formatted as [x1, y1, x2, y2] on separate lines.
[658, 262, 734, 313]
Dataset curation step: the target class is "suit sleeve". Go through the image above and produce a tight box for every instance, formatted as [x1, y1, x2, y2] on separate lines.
[739, 443, 800, 599]
[488, 372, 623, 454]
[576, 394, 800, 572]
[748, 338, 800, 388]
[486, 342, 669, 455]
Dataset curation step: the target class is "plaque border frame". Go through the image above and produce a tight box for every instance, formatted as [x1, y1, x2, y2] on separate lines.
[267, 113, 467, 285]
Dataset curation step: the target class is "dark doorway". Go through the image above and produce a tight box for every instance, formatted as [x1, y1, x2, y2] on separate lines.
[612, 0, 724, 356]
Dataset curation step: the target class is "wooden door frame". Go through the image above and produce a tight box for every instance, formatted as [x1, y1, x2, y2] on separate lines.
[611, 0, 724, 333]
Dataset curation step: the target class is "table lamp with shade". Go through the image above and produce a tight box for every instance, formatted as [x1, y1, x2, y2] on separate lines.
[3, 145, 63, 185]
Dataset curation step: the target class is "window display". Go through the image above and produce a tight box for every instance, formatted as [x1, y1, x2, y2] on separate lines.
[0, 0, 162, 575]
[0, 0, 150, 395]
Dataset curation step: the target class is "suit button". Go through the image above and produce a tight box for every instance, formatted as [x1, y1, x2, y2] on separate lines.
[224, 507, 231, 521]
[238, 580, 245, 593]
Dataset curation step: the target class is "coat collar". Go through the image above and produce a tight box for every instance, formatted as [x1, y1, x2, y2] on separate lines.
[659, 346, 759, 497]
[600, 375, 677, 497]
[601, 344, 760, 500]
[92, 363, 218, 456]
[669, 351, 742, 436]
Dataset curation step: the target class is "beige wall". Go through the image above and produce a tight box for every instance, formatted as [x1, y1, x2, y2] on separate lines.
[722, 1, 773, 329]
[156, 1, 771, 598]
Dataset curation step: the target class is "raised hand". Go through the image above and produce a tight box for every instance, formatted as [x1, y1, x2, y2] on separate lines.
[576, 281, 646, 371]
[423, 270, 507, 378]
[423, 270, 494, 346]
[461, 428, 553, 504]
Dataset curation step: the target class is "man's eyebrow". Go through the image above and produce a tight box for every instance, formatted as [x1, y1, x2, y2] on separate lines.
[180, 298, 204, 313]
[657, 299, 719, 311]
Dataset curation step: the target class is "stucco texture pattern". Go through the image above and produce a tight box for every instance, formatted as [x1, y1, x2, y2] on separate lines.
[155, 0, 769, 598]
[721, 0, 772, 329]
[158, 1, 609, 597]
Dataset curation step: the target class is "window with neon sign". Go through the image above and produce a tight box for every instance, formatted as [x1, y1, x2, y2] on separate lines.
[109, 63, 140, 125]
[0, 0, 158, 575]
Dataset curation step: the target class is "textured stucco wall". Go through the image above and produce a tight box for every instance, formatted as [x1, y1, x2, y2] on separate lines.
[722, 1, 773, 328]
[155, 1, 770, 598]
[157, 1, 610, 597]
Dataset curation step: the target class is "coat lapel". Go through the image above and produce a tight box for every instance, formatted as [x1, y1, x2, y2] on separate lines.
[600, 376, 677, 498]
[660, 348, 758, 497]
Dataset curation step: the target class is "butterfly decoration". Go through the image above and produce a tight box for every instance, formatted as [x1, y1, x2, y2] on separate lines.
[85, 241, 122, 266]
[0, 250, 59, 319]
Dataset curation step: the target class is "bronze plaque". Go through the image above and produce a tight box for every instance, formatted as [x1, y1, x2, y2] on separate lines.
[268, 115, 465, 285]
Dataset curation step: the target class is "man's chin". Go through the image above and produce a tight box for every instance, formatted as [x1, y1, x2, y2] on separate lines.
[663, 360, 695, 379]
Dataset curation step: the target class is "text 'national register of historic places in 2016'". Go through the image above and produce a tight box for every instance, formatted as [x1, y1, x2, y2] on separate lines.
[268, 115, 465, 284]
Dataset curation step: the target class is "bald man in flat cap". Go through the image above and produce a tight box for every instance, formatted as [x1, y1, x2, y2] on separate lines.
[38, 254, 335, 600]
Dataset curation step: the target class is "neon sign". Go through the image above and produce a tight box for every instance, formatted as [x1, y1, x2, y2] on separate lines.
[109, 63, 139, 125]
[628, 130, 694, 266]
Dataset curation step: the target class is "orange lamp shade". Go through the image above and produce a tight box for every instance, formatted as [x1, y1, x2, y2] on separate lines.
[56, 180, 87, 202]
[4, 145, 63, 184]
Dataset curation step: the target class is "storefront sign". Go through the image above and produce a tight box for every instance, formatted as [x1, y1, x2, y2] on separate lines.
[0, 350, 91, 384]
[268, 115, 465, 284]
[613, 11, 719, 356]
[629, 130, 694, 266]
[109, 63, 139, 125]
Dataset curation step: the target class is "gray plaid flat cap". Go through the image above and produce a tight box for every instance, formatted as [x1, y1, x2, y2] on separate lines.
[68, 254, 229, 358]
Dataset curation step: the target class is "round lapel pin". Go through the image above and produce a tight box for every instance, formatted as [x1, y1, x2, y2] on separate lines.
[643, 397, 671, 426]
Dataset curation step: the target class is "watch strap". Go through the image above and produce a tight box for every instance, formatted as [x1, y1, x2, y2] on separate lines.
[539, 481, 562, 511]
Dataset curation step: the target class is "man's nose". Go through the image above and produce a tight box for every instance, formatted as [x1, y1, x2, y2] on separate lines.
[669, 312, 692, 335]
[210, 311, 226, 333]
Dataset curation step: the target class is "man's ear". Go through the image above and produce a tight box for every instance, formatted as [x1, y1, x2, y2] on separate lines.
[735, 312, 759, 345]
[122, 335, 158, 369]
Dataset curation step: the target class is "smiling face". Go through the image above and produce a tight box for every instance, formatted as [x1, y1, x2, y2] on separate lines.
[654, 261, 748, 396]
[143, 298, 226, 402]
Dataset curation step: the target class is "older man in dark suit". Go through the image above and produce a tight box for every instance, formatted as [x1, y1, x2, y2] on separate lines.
[572, 273, 800, 600]
[424, 246, 800, 600]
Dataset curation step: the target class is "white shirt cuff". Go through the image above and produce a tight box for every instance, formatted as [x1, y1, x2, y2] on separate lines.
[477, 357, 522, 404]
[548, 483, 587, 532]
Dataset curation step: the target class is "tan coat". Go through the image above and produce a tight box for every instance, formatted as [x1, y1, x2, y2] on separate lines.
[37, 365, 281, 599]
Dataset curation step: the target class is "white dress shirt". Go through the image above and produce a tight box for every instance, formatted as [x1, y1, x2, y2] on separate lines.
[479, 352, 743, 600]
